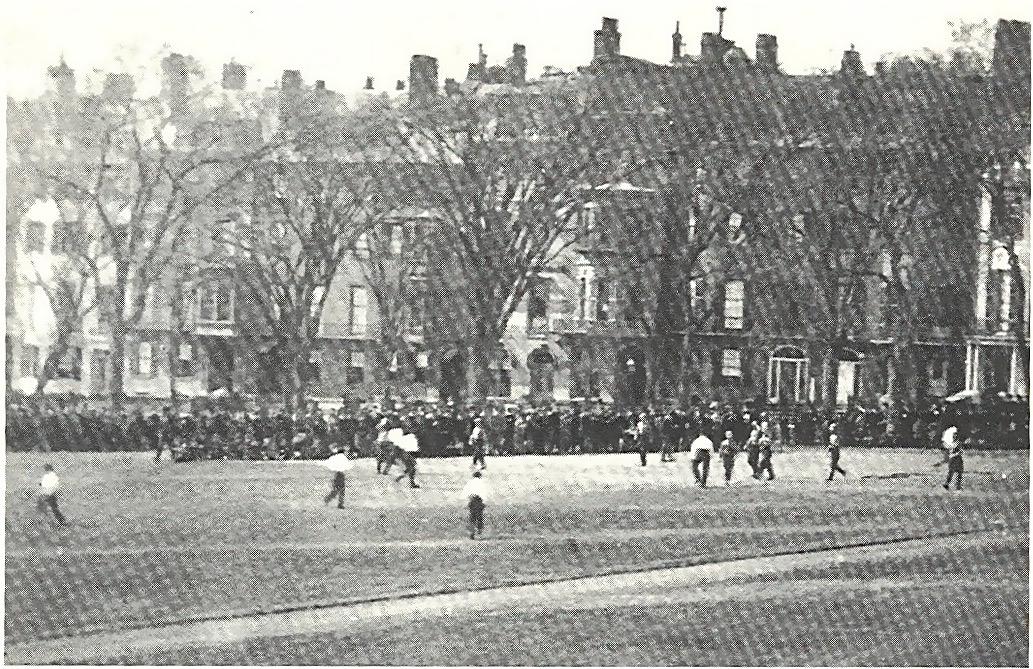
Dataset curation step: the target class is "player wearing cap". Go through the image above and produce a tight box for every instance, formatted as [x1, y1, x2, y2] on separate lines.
[940, 424, 964, 491]
[827, 431, 847, 481]
[469, 417, 487, 469]
[718, 430, 739, 486]
[462, 469, 490, 539]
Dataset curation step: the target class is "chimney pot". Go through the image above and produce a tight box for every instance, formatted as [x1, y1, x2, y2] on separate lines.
[594, 16, 621, 60]
[409, 54, 439, 104]
[365, 76, 374, 90]
[755, 34, 778, 70]
[221, 60, 246, 90]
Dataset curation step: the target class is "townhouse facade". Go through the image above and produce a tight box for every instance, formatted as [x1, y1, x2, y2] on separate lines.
[7, 15, 1029, 408]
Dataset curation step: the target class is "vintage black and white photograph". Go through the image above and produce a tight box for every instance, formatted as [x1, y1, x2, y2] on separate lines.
[3, 0, 1031, 665]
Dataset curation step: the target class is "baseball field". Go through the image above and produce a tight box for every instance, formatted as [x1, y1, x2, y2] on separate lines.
[5, 447, 1028, 665]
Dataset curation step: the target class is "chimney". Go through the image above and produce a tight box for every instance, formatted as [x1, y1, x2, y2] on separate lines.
[993, 19, 1032, 88]
[102, 72, 135, 102]
[444, 77, 461, 96]
[396, 79, 406, 91]
[755, 34, 778, 70]
[364, 76, 374, 90]
[222, 60, 246, 90]
[672, 21, 683, 61]
[409, 54, 439, 104]
[700, 32, 722, 62]
[161, 52, 189, 103]
[840, 45, 865, 78]
[593, 17, 621, 60]
[507, 43, 527, 86]
[281, 69, 303, 91]
[47, 57, 75, 98]
[315, 80, 326, 91]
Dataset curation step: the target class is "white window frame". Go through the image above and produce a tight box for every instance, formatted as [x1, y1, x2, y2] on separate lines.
[349, 286, 367, 335]
[721, 348, 742, 378]
[138, 342, 153, 376]
[768, 346, 809, 403]
[724, 280, 745, 330]
[197, 283, 235, 324]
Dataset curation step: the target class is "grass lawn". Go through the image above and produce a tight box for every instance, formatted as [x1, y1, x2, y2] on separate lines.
[115, 534, 1029, 666]
[5, 448, 1029, 657]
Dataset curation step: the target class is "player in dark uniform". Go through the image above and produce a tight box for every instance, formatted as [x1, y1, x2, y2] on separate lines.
[827, 432, 847, 481]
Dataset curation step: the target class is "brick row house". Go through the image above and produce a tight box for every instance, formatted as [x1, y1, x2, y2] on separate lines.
[7, 16, 1029, 408]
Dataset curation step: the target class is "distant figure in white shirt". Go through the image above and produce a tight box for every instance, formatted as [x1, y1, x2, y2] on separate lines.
[689, 433, 714, 488]
[323, 448, 354, 509]
[462, 470, 490, 539]
[38, 464, 65, 525]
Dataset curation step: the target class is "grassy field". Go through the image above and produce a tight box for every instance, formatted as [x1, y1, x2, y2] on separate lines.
[5, 448, 1029, 663]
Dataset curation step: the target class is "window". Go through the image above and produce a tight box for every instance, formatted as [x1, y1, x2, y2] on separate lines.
[578, 277, 588, 319]
[354, 232, 369, 256]
[489, 350, 513, 397]
[837, 349, 860, 406]
[415, 351, 429, 384]
[311, 286, 326, 319]
[768, 346, 809, 403]
[595, 280, 613, 322]
[724, 280, 745, 330]
[582, 203, 597, 236]
[198, 283, 234, 322]
[213, 218, 236, 256]
[727, 212, 744, 242]
[95, 285, 114, 329]
[52, 220, 82, 255]
[137, 342, 153, 376]
[349, 286, 367, 335]
[348, 350, 365, 384]
[721, 348, 742, 377]
[177, 343, 194, 376]
[689, 279, 706, 321]
[527, 277, 550, 333]
[20, 344, 39, 376]
[390, 224, 403, 254]
[24, 221, 46, 253]
[54, 347, 82, 380]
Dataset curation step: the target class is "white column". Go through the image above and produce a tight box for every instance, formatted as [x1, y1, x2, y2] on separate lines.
[975, 186, 992, 332]
[1000, 272, 1013, 332]
[965, 343, 976, 392]
[1009, 345, 1025, 396]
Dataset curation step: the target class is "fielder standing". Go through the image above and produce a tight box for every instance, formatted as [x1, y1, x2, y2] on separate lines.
[37, 464, 66, 525]
[462, 469, 490, 539]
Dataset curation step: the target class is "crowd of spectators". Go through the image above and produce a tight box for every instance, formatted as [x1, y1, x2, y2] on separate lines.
[5, 393, 1029, 458]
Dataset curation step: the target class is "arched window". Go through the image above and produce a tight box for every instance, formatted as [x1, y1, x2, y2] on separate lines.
[489, 348, 513, 398]
[837, 348, 862, 406]
[768, 345, 808, 403]
[527, 346, 555, 401]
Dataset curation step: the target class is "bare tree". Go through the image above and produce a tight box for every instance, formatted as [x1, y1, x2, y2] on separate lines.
[10, 59, 268, 410]
[391, 90, 602, 401]
[224, 91, 379, 410]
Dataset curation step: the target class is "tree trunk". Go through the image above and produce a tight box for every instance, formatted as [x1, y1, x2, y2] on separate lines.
[643, 338, 658, 408]
[468, 336, 494, 405]
[109, 322, 127, 412]
[817, 342, 837, 445]
[109, 265, 130, 412]
[886, 309, 916, 443]
[289, 354, 306, 413]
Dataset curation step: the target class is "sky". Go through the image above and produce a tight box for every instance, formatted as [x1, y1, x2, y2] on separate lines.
[3, 0, 1031, 98]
